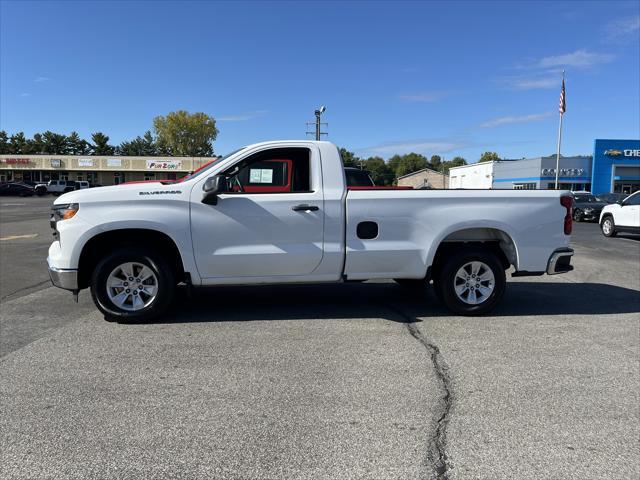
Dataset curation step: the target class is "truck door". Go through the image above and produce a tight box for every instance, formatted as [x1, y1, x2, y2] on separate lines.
[190, 146, 325, 279]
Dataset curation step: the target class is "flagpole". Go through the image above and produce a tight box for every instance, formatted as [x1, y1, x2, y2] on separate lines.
[555, 71, 565, 190]
[554, 113, 563, 189]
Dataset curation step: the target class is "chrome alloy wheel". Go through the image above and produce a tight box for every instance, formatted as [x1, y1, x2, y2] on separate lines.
[106, 262, 158, 311]
[453, 261, 495, 305]
[602, 218, 613, 235]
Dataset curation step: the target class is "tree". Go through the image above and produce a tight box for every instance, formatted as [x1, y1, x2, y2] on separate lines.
[429, 155, 442, 170]
[389, 152, 428, 177]
[338, 147, 361, 168]
[153, 110, 218, 156]
[119, 131, 158, 156]
[479, 151, 500, 163]
[363, 156, 394, 185]
[91, 132, 115, 155]
[27, 133, 45, 154]
[67, 131, 90, 155]
[42, 131, 69, 154]
[9, 132, 28, 154]
[0, 131, 10, 154]
[442, 156, 467, 174]
[140, 131, 157, 156]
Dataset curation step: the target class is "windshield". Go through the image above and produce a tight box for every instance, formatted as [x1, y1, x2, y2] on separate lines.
[179, 148, 246, 182]
[574, 194, 598, 203]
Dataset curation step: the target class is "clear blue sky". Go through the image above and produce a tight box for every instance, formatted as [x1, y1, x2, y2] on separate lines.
[1, 0, 639, 161]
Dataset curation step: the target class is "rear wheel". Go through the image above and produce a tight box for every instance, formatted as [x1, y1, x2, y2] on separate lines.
[601, 216, 617, 237]
[90, 248, 174, 322]
[433, 247, 506, 316]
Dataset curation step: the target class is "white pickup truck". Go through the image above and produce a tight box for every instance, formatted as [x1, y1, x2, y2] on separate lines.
[47, 140, 574, 320]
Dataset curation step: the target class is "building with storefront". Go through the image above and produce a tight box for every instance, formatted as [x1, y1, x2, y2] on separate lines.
[0, 154, 216, 185]
[448, 139, 640, 194]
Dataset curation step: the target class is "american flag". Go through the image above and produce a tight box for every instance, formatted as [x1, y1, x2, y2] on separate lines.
[558, 78, 566, 115]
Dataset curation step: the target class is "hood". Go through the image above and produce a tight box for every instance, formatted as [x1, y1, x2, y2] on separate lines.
[52, 183, 158, 205]
[576, 202, 607, 209]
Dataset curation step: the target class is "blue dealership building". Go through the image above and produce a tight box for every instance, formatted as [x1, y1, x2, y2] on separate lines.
[590, 139, 640, 194]
[448, 139, 640, 193]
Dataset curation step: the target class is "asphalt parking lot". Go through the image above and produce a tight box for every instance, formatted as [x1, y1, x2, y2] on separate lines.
[1, 196, 639, 479]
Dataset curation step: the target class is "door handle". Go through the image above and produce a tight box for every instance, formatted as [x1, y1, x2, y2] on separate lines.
[292, 204, 319, 212]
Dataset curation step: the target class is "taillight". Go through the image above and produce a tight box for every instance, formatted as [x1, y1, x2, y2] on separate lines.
[560, 195, 573, 235]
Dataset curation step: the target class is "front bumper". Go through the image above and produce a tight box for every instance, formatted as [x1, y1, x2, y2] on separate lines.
[546, 248, 574, 275]
[47, 260, 78, 291]
[582, 211, 601, 221]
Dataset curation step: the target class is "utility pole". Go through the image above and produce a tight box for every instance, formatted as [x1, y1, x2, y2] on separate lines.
[306, 106, 328, 140]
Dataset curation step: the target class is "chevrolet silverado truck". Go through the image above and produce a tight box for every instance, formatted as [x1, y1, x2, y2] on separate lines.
[47, 140, 574, 320]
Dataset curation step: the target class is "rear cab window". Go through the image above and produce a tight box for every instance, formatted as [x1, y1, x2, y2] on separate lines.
[345, 169, 375, 187]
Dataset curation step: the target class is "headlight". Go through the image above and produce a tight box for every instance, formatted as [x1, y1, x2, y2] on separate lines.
[52, 203, 79, 222]
[583, 207, 593, 213]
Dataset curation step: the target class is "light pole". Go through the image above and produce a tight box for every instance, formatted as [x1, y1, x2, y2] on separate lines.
[314, 106, 325, 141]
[307, 106, 328, 140]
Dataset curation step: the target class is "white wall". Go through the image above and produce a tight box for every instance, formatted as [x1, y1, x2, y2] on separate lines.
[449, 162, 494, 189]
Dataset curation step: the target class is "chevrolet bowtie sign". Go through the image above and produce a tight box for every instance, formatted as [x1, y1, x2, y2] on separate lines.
[605, 149, 640, 157]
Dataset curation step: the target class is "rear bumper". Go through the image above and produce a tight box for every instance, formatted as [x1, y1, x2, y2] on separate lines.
[546, 248, 574, 275]
[47, 259, 78, 291]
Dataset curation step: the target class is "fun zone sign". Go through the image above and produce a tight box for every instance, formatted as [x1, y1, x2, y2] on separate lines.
[146, 160, 182, 170]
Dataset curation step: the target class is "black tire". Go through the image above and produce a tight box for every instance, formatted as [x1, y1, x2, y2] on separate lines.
[573, 209, 583, 222]
[600, 215, 617, 237]
[90, 248, 174, 322]
[433, 247, 506, 316]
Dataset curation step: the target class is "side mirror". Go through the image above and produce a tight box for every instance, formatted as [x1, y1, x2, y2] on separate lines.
[202, 175, 226, 205]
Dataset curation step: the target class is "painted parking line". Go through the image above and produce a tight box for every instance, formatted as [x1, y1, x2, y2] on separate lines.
[0, 234, 39, 241]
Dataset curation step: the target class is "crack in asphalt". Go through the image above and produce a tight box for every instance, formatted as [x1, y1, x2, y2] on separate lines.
[384, 303, 453, 480]
[1, 279, 52, 302]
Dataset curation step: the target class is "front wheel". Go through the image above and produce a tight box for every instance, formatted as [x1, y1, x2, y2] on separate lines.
[433, 247, 506, 316]
[90, 248, 174, 322]
[573, 209, 583, 222]
[601, 216, 617, 237]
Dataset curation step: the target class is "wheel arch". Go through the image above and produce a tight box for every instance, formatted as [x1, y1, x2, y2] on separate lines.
[600, 211, 614, 223]
[78, 228, 186, 289]
[428, 226, 518, 280]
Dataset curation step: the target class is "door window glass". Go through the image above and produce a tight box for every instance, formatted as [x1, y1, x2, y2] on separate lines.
[223, 147, 311, 193]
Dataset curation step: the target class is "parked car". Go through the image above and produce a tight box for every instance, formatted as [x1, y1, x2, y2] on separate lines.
[572, 193, 607, 222]
[599, 191, 640, 237]
[35, 180, 85, 195]
[47, 140, 574, 320]
[0, 182, 35, 197]
[596, 192, 630, 204]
